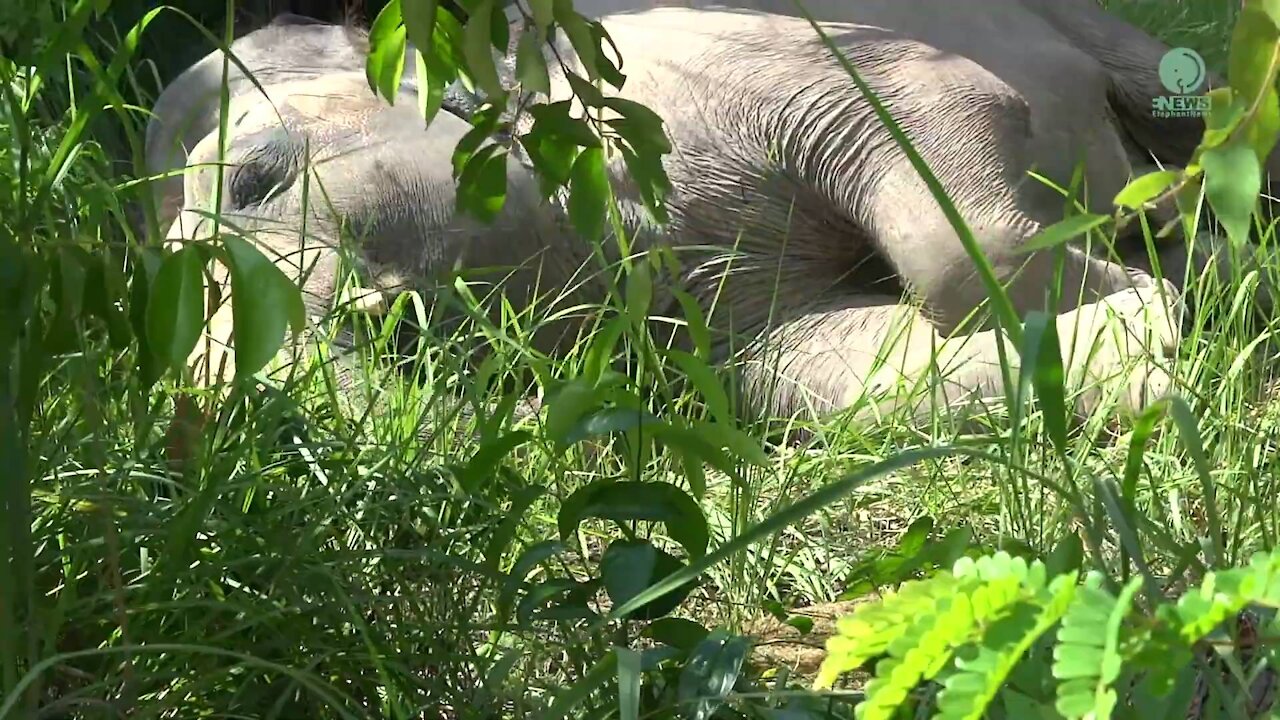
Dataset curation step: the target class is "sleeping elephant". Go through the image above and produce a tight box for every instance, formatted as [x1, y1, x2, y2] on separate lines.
[145, 2, 1262, 431]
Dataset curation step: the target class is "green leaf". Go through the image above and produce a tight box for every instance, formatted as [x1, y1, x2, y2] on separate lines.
[604, 97, 672, 154]
[1020, 213, 1110, 253]
[665, 349, 732, 426]
[516, 26, 551, 96]
[553, 0, 599, 81]
[455, 144, 509, 222]
[616, 646, 641, 720]
[618, 142, 671, 225]
[528, 0, 554, 30]
[520, 129, 580, 199]
[677, 630, 750, 720]
[528, 101, 602, 148]
[366, 0, 409, 104]
[498, 539, 566, 622]
[1201, 140, 1261, 244]
[401, 0, 439, 54]
[569, 146, 609, 240]
[1112, 170, 1181, 210]
[222, 235, 306, 378]
[540, 651, 617, 720]
[643, 618, 710, 651]
[543, 375, 617, 451]
[560, 406, 662, 447]
[557, 479, 709, 559]
[451, 103, 505, 177]
[565, 70, 607, 108]
[603, 444, 971, 626]
[589, 21, 626, 90]
[1020, 311, 1068, 457]
[462, 0, 505, 100]
[1227, 7, 1280, 109]
[600, 539, 697, 620]
[414, 49, 446, 128]
[145, 246, 205, 373]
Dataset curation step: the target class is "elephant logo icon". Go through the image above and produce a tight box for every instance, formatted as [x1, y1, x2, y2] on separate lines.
[1158, 47, 1207, 95]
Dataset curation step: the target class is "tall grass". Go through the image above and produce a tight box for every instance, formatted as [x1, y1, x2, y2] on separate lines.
[2, 0, 1277, 718]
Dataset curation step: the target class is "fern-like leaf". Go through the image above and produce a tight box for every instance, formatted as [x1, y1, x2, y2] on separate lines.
[1053, 574, 1142, 720]
[936, 571, 1077, 720]
[816, 572, 965, 690]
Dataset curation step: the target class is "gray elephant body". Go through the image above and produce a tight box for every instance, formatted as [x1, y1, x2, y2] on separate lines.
[150, 2, 1243, 426]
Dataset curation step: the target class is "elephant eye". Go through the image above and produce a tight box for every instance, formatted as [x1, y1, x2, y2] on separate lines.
[227, 136, 295, 209]
[229, 161, 281, 209]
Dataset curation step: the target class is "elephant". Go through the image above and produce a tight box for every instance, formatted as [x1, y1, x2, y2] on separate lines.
[145, 2, 1267, 432]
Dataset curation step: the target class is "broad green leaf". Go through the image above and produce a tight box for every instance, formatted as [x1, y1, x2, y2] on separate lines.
[1112, 170, 1181, 210]
[498, 539, 567, 621]
[665, 349, 732, 426]
[698, 421, 770, 468]
[516, 26, 551, 96]
[401, 0, 439, 53]
[222, 235, 306, 378]
[618, 143, 671, 224]
[560, 406, 662, 447]
[616, 646, 642, 720]
[365, 0, 408, 104]
[529, 101, 601, 147]
[601, 444, 971, 625]
[1227, 7, 1280, 106]
[462, 0, 505, 100]
[414, 49, 446, 129]
[600, 539, 696, 620]
[677, 631, 750, 720]
[564, 70, 607, 108]
[145, 246, 205, 373]
[624, 258, 652, 320]
[569, 146, 609, 240]
[589, 21, 627, 90]
[455, 144, 509, 222]
[604, 97, 672, 153]
[1201, 141, 1261, 244]
[540, 651, 618, 720]
[1247, 84, 1280, 164]
[520, 129, 580, 199]
[544, 375, 614, 450]
[553, 0, 599, 80]
[557, 479, 709, 559]
[1258, 0, 1280, 27]
[1202, 87, 1245, 149]
[528, 0, 554, 30]
[451, 104, 504, 177]
[643, 617, 710, 651]
[1020, 213, 1110, 253]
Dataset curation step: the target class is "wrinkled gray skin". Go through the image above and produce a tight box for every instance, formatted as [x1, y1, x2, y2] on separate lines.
[146, 2, 1269, 431]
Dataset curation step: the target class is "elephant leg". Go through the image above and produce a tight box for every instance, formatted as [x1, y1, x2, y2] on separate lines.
[733, 280, 1181, 427]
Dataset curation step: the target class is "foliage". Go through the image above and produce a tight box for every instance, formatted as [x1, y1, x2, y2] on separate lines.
[364, 0, 674, 238]
[815, 548, 1280, 720]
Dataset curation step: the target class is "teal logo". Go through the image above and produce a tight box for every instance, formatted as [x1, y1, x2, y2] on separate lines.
[1153, 47, 1209, 118]
[1159, 47, 1207, 94]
